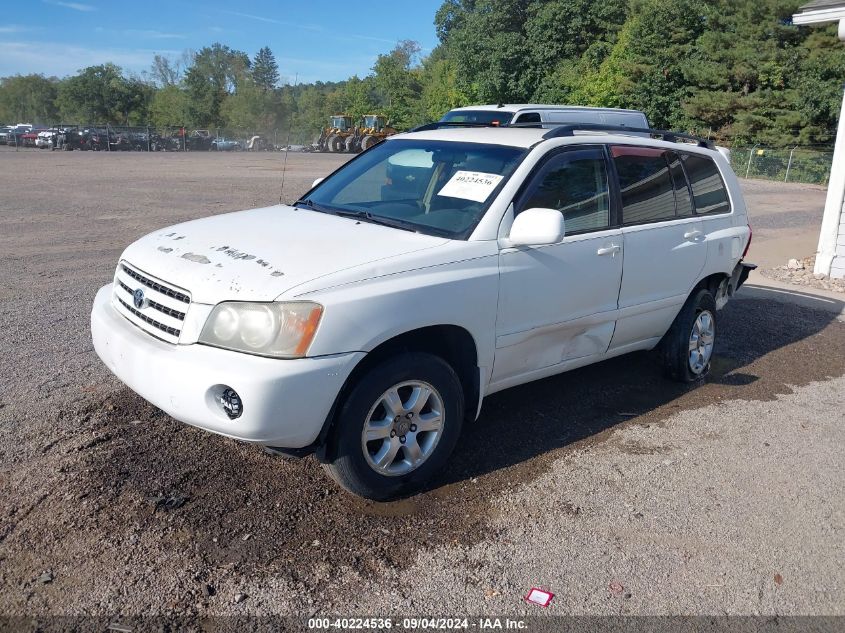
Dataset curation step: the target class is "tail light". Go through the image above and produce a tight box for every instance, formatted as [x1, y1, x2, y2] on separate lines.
[742, 224, 752, 259]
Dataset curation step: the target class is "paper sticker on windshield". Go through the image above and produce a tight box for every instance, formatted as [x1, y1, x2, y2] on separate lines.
[437, 171, 504, 203]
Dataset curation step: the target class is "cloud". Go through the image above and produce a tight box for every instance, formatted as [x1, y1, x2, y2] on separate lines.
[43, 0, 97, 11]
[220, 9, 398, 46]
[276, 55, 380, 84]
[124, 29, 187, 40]
[350, 34, 399, 45]
[0, 41, 180, 77]
[221, 10, 321, 31]
[0, 25, 32, 34]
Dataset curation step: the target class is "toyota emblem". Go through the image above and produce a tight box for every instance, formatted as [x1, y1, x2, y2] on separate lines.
[133, 288, 146, 309]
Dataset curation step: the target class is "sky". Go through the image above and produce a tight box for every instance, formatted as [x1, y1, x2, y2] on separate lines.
[0, 0, 443, 83]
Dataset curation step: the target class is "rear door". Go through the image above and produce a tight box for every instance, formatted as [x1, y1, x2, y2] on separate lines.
[680, 152, 738, 279]
[609, 147, 707, 351]
[493, 146, 623, 385]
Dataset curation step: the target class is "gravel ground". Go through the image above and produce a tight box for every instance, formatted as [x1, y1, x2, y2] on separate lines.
[0, 148, 843, 623]
[760, 255, 845, 294]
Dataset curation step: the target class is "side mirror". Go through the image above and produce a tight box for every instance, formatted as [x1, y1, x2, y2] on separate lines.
[311, 177, 325, 188]
[506, 208, 565, 247]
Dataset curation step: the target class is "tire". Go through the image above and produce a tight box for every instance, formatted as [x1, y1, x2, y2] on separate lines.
[661, 288, 717, 382]
[323, 352, 464, 500]
[325, 134, 339, 152]
[361, 135, 376, 150]
[344, 136, 357, 153]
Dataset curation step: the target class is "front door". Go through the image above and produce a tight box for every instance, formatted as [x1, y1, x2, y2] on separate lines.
[493, 146, 624, 386]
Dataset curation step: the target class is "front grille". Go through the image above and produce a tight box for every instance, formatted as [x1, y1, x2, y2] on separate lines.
[112, 262, 191, 343]
[121, 264, 190, 304]
[116, 296, 181, 338]
[117, 280, 186, 320]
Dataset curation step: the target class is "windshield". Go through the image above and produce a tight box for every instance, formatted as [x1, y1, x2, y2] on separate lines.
[298, 139, 527, 239]
[331, 117, 350, 130]
[440, 110, 514, 126]
[364, 115, 382, 128]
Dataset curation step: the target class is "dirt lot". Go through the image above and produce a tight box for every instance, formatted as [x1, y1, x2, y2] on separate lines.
[0, 148, 843, 623]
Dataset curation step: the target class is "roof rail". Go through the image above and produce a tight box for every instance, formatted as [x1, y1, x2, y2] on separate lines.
[538, 123, 715, 149]
[408, 120, 715, 150]
[409, 121, 503, 132]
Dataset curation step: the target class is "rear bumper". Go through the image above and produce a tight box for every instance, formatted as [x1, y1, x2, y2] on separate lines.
[91, 284, 364, 447]
[734, 262, 756, 291]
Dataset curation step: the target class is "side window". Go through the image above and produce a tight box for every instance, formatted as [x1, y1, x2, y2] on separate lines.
[681, 153, 732, 215]
[518, 147, 610, 233]
[667, 151, 694, 217]
[514, 112, 541, 124]
[611, 146, 676, 225]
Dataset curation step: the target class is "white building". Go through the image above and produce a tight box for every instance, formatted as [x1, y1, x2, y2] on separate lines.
[793, 1, 845, 279]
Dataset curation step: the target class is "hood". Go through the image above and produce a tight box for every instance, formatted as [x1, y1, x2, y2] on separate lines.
[120, 205, 450, 304]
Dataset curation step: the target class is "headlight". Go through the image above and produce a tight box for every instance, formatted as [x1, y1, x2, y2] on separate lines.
[199, 301, 323, 358]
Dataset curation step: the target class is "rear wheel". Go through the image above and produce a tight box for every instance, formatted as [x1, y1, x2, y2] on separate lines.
[661, 288, 717, 382]
[323, 352, 464, 500]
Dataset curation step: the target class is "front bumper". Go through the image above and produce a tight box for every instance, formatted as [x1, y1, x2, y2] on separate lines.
[91, 284, 364, 447]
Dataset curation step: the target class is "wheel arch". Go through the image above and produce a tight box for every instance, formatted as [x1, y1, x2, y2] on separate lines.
[313, 324, 480, 462]
[694, 271, 729, 297]
[693, 271, 736, 310]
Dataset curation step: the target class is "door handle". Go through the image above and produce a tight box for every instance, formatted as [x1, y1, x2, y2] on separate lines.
[684, 230, 703, 241]
[596, 244, 621, 256]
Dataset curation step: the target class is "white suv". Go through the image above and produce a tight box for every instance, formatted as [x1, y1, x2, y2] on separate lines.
[441, 104, 650, 128]
[91, 123, 754, 500]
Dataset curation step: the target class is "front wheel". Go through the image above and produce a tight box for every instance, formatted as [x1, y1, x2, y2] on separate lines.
[661, 288, 717, 382]
[323, 353, 464, 500]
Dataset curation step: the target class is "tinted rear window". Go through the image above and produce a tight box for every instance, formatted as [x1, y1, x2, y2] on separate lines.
[612, 146, 676, 224]
[681, 154, 731, 215]
[440, 110, 513, 126]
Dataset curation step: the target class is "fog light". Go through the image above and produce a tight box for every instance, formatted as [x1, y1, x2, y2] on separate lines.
[220, 388, 243, 420]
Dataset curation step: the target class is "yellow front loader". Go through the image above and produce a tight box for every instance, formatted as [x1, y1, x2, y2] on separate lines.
[344, 115, 397, 153]
[315, 115, 355, 153]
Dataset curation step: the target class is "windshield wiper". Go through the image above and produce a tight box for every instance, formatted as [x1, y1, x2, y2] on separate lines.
[332, 209, 418, 233]
[293, 197, 329, 212]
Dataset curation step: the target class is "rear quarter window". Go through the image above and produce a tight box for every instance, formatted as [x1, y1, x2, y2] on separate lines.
[681, 154, 731, 215]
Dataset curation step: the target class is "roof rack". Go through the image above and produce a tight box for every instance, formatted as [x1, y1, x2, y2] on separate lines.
[409, 121, 505, 132]
[408, 120, 715, 150]
[537, 123, 715, 149]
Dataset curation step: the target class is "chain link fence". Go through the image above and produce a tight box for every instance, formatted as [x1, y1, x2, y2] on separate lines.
[729, 146, 833, 185]
[5, 122, 836, 186]
[1, 124, 287, 152]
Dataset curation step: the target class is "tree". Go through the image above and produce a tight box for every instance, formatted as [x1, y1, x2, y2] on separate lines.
[525, 0, 628, 102]
[434, 0, 533, 103]
[56, 64, 150, 124]
[149, 52, 191, 87]
[0, 74, 60, 123]
[252, 46, 280, 91]
[221, 78, 284, 133]
[570, 0, 708, 128]
[419, 50, 470, 121]
[149, 85, 189, 127]
[372, 40, 424, 128]
[184, 43, 251, 127]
